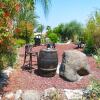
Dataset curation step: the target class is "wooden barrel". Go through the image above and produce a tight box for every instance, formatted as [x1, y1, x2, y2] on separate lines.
[38, 48, 58, 77]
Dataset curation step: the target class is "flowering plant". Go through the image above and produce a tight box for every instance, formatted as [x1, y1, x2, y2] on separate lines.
[0, 0, 21, 71]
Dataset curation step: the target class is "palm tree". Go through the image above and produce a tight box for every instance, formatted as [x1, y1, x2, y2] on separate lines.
[36, 24, 44, 43]
[19, 0, 50, 16]
[16, 0, 50, 43]
[37, 24, 44, 34]
[35, 0, 51, 16]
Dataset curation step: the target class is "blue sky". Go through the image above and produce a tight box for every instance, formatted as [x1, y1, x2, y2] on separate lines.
[35, 0, 100, 28]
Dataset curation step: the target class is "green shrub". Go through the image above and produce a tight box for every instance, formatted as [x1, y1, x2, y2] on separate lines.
[94, 49, 100, 68]
[29, 34, 35, 44]
[90, 79, 100, 98]
[16, 39, 26, 47]
[84, 10, 100, 54]
[84, 34, 95, 55]
[0, 51, 17, 73]
[93, 31, 100, 49]
[48, 33, 58, 43]
[0, 31, 17, 72]
[83, 78, 100, 99]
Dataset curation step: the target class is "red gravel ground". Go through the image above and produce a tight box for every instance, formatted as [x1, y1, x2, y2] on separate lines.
[2, 43, 100, 93]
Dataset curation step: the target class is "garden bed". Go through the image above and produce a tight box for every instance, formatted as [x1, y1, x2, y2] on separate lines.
[1, 43, 100, 93]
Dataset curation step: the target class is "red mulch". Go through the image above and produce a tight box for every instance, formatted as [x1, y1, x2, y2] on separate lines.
[2, 43, 100, 93]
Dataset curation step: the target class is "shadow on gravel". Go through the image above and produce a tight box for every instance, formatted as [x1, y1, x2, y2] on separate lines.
[59, 75, 74, 82]
[34, 69, 40, 76]
[21, 64, 34, 73]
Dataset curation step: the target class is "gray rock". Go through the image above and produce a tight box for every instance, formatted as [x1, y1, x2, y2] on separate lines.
[41, 87, 67, 100]
[0, 73, 8, 89]
[64, 89, 83, 100]
[0, 95, 2, 100]
[3, 67, 14, 77]
[14, 89, 23, 100]
[0, 97, 1, 100]
[59, 50, 90, 82]
[0, 73, 8, 79]
[21, 90, 40, 100]
[0, 67, 13, 89]
[4, 92, 14, 99]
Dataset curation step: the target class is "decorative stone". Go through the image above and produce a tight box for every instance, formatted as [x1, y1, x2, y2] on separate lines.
[59, 50, 90, 82]
[41, 87, 68, 100]
[3, 67, 14, 77]
[64, 89, 83, 100]
[0, 67, 13, 89]
[0, 95, 2, 100]
[21, 90, 40, 100]
[4, 92, 14, 99]
[0, 73, 8, 89]
[14, 89, 23, 100]
[0, 73, 8, 79]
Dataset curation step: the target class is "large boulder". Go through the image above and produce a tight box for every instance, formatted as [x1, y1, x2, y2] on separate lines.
[59, 50, 90, 82]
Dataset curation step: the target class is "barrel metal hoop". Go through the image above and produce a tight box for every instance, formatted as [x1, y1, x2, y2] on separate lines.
[39, 67, 57, 71]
